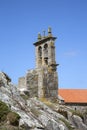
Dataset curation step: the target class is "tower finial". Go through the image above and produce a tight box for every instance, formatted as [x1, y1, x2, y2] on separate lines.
[43, 30, 46, 38]
[48, 27, 52, 36]
[37, 33, 41, 41]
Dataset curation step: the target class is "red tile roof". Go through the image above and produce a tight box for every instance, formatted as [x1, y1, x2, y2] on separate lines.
[59, 89, 87, 103]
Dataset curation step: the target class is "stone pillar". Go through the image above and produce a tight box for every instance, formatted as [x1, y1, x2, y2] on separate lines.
[48, 40, 56, 65]
[35, 46, 42, 68]
[42, 45, 45, 66]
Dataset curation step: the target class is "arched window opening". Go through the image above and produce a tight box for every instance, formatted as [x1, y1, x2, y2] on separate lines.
[38, 46, 42, 58]
[38, 46, 42, 65]
[44, 44, 48, 58]
[44, 58, 48, 65]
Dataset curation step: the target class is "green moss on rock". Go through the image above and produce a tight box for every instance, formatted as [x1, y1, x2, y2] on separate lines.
[0, 100, 20, 127]
[0, 101, 10, 122]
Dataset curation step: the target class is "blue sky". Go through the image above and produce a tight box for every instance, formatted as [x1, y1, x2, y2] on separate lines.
[0, 0, 87, 88]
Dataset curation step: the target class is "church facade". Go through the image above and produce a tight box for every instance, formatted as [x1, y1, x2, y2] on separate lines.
[18, 27, 58, 99]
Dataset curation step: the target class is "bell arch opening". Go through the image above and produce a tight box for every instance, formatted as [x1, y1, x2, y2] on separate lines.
[38, 46, 42, 65]
[44, 44, 48, 65]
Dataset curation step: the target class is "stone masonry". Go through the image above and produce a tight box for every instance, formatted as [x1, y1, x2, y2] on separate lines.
[18, 27, 58, 98]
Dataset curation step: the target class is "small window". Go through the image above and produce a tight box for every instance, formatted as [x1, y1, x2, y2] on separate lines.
[44, 58, 48, 65]
[44, 44, 48, 58]
[38, 46, 42, 57]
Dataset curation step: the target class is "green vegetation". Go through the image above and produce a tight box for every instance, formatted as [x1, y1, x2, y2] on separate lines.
[71, 109, 84, 120]
[20, 94, 29, 100]
[59, 118, 74, 130]
[30, 107, 41, 117]
[7, 112, 20, 126]
[0, 100, 10, 122]
[58, 109, 68, 119]
[39, 98, 56, 110]
[0, 126, 20, 130]
[0, 100, 20, 128]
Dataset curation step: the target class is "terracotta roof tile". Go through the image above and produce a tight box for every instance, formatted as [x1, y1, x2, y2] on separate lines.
[59, 89, 87, 103]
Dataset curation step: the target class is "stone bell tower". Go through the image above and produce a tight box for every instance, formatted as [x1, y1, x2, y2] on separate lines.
[18, 27, 58, 99]
[34, 27, 57, 70]
[33, 27, 58, 98]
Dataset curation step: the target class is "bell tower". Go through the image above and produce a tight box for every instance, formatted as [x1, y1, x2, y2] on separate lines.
[33, 27, 58, 98]
[34, 27, 58, 70]
[18, 27, 58, 99]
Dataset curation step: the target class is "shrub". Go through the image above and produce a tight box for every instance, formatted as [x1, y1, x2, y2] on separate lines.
[59, 118, 74, 130]
[0, 101, 10, 122]
[30, 107, 41, 117]
[20, 94, 29, 100]
[71, 109, 84, 121]
[7, 112, 20, 126]
[58, 109, 68, 119]
[39, 98, 56, 109]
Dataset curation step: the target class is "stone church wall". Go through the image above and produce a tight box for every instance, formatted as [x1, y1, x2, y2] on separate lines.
[26, 70, 38, 97]
[43, 70, 58, 98]
[18, 67, 58, 99]
[37, 67, 58, 98]
[18, 77, 26, 90]
[18, 28, 58, 99]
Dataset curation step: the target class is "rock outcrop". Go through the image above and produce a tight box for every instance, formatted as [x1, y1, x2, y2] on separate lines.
[0, 72, 87, 130]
